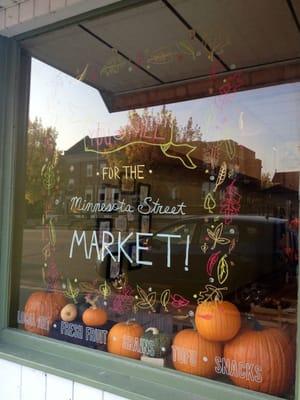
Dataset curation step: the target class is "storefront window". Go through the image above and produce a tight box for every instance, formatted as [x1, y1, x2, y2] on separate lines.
[12, 27, 299, 400]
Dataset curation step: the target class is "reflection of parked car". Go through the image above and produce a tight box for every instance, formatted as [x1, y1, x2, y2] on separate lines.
[118, 215, 297, 300]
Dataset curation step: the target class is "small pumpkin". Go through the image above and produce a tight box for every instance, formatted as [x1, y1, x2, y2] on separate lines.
[140, 327, 171, 358]
[82, 306, 108, 326]
[24, 291, 67, 336]
[195, 300, 241, 341]
[82, 295, 108, 326]
[172, 329, 222, 377]
[224, 326, 295, 395]
[107, 319, 144, 359]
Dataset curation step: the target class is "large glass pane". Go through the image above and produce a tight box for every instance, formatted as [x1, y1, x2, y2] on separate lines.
[11, 2, 299, 398]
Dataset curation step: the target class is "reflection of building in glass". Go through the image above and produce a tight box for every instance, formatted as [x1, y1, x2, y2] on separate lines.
[263, 171, 300, 219]
[59, 135, 297, 230]
[272, 171, 299, 192]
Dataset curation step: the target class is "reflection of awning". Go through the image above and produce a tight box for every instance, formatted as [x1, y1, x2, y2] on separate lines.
[20, 0, 300, 111]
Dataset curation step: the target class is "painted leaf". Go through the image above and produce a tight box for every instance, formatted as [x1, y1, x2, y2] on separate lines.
[136, 285, 157, 311]
[207, 222, 231, 249]
[198, 284, 228, 303]
[213, 161, 227, 192]
[99, 280, 111, 299]
[204, 192, 216, 214]
[206, 251, 221, 276]
[171, 294, 190, 309]
[160, 289, 171, 311]
[177, 40, 196, 59]
[64, 278, 80, 302]
[217, 254, 229, 284]
[220, 180, 241, 224]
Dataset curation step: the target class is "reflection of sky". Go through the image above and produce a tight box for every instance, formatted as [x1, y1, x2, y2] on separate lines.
[30, 58, 300, 176]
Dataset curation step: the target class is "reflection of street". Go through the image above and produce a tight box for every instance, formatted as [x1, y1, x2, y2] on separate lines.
[21, 228, 100, 291]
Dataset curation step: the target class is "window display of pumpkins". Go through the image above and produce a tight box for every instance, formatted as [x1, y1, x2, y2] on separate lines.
[140, 327, 171, 358]
[23, 284, 296, 399]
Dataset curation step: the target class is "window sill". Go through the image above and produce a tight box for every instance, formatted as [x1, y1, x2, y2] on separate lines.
[0, 328, 278, 400]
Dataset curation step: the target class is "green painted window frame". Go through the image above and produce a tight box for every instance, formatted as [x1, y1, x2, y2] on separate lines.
[0, 2, 300, 400]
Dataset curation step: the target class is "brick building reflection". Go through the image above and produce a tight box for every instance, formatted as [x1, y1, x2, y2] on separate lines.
[59, 136, 298, 231]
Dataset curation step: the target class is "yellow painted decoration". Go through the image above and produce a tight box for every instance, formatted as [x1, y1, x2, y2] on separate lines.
[160, 289, 171, 312]
[176, 40, 197, 60]
[197, 285, 228, 303]
[217, 254, 229, 285]
[84, 122, 197, 170]
[99, 280, 111, 300]
[213, 162, 227, 192]
[136, 285, 156, 312]
[64, 278, 80, 303]
[207, 222, 231, 250]
[204, 192, 216, 214]
[41, 163, 56, 192]
[76, 64, 89, 81]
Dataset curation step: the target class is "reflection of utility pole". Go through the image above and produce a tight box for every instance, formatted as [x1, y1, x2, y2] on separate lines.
[272, 147, 277, 173]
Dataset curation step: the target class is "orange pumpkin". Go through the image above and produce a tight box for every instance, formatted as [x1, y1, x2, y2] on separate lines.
[195, 301, 241, 341]
[172, 329, 222, 377]
[107, 319, 144, 359]
[24, 291, 67, 336]
[82, 306, 108, 326]
[224, 327, 295, 395]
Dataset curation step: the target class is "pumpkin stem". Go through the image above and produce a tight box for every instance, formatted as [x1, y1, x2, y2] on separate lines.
[86, 294, 99, 308]
[126, 318, 136, 325]
[145, 327, 159, 335]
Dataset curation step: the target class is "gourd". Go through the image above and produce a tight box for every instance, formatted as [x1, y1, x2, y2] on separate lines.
[172, 329, 222, 377]
[140, 327, 171, 358]
[195, 300, 241, 341]
[107, 319, 144, 359]
[24, 291, 67, 335]
[60, 303, 77, 322]
[224, 326, 295, 395]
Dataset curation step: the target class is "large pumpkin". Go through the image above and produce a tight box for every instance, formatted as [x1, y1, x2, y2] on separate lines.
[107, 319, 144, 359]
[172, 329, 222, 377]
[224, 327, 295, 395]
[24, 291, 67, 336]
[195, 301, 241, 341]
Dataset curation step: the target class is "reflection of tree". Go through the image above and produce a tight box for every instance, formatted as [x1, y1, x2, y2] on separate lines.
[26, 118, 63, 218]
[261, 172, 273, 189]
[106, 106, 202, 167]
